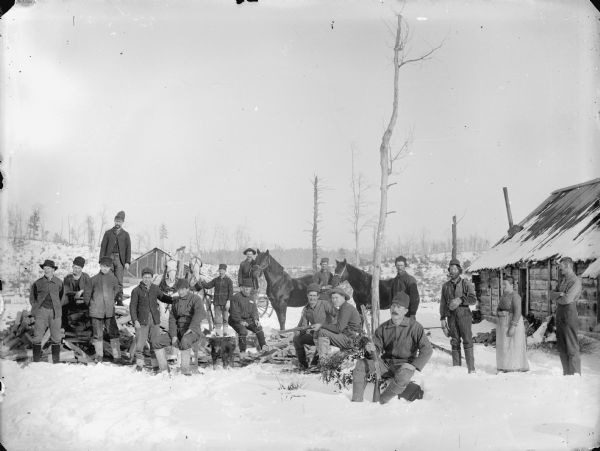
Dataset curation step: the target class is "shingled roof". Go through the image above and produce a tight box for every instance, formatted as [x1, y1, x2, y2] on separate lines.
[468, 178, 600, 277]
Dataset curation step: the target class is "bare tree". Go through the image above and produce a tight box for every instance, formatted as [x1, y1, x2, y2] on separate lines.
[194, 217, 204, 254]
[371, 14, 442, 328]
[234, 224, 250, 251]
[8, 204, 24, 244]
[97, 206, 108, 247]
[86, 215, 95, 251]
[159, 223, 168, 249]
[28, 205, 42, 240]
[349, 145, 372, 266]
[311, 175, 324, 272]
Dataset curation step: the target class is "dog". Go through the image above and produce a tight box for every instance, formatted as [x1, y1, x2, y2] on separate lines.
[208, 335, 236, 369]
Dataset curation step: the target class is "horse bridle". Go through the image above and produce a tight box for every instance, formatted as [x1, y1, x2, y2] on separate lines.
[332, 262, 347, 285]
[252, 254, 270, 276]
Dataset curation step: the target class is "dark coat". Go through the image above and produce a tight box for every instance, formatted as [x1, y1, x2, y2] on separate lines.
[313, 270, 333, 287]
[169, 293, 207, 337]
[229, 291, 259, 323]
[372, 318, 433, 371]
[100, 227, 132, 266]
[297, 299, 336, 327]
[440, 277, 477, 320]
[84, 271, 120, 318]
[62, 272, 91, 303]
[390, 272, 420, 317]
[197, 276, 233, 306]
[30, 276, 64, 317]
[130, 282, 164, 326]
[238, 259, 258, 288]
[320, 301, 361, 336]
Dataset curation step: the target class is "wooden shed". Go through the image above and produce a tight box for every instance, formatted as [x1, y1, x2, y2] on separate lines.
[467, 178, 600, 335]
[127, 247, 172, 279]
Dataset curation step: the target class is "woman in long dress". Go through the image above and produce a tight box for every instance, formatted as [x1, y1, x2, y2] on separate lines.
[496, 276, 529, 372]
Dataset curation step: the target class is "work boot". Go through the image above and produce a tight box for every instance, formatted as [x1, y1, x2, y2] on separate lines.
[256, 330, 267, 351]
[154, 348, 169, 373]
[379, 381, 406, 405]
[451, 348, 462, 367]
[150, 356, 158, 371]
[310, 353, 320, 367]
[238, 336, 247, 353]
[51, 344, 61, 364]
[180, 349, 192, 376]
[351, 363, 367, 402]
[317, 336, 331, 359]
[135, 355, 145, 372]
[94, 341, 104, 363]
[33, 344, 43, 362]
[464, 347, 475, 373]
[110, 338, 122, 364]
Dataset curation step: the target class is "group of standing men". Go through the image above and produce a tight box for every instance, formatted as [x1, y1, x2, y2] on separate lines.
[28, 209, 583, 385]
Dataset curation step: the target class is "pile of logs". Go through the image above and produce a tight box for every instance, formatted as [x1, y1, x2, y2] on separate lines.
[0, 299, 136, 364]
[473, 329, 496, 346]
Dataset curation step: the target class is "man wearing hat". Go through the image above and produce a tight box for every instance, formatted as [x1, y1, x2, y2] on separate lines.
[30, 259, 64, 363]
[84, 256, 121, 363]
[168, 278, 208, 375]
[228, 279, 267, 357]
[293, 282, 337, 370]
[194, 264, 233, 336]
[61, 256, 91, 332]
[130, 267, 172, 372]
[390, 256, 420, 320]
[312, 286, 361, 358]
[99, 210, 131, 306]
[440, 258, 477, 373]
[352, 292, 433, 404]
[313, 257, 333, 300]
[238, 248, 258, 294]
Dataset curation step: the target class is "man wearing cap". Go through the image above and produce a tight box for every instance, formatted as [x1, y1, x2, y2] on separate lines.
[61, 256, 91, 332]
[99, 210, 131, 306]
[228, 279, 267, 357]
[313, 257, 334, 300]
[30, 260, 64, 363]
[312, 286, 361, 358]
[130, 267, 172, 372]
[440, 258, 477, 373]
[194, 264, 233, 337]
[352, 292, 433, 404]
[390, 256, 420, 320]
[168, 278, 207, 376]
[84, 256, 122, 363]
[293, 282, 337, 370]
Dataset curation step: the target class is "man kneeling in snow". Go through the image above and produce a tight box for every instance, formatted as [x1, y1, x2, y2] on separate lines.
[168, 278, 207, 376]
[352, 293, 432, 404]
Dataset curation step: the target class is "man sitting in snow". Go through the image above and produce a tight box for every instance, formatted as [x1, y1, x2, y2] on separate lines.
[293, 282, 336, 370]
[228, 279, 268, 358]
[352, 292, 432, 404]
[194, 263, 233, 336]
[311, 287, 361, 359]
[61, 256, 91, 333]
[168, 278, 207, 376]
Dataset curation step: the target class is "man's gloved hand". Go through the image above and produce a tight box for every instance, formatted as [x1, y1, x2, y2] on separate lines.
[134, 320, 141, 329]
[448, 298, 462, 311]
[441, 319, 450, 337]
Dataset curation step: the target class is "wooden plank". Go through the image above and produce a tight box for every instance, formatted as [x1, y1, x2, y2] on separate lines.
[63, 339, 91, 363]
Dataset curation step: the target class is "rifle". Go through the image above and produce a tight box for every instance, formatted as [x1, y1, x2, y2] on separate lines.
[360, 304, 381, 403]
[277, 325, 312, 334]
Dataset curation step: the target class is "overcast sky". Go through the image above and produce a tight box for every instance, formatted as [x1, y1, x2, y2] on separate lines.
[1, 0, 599, 253]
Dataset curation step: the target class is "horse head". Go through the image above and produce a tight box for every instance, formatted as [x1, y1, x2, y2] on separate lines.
[251, 249, 270, 279]
[332, 258, 349, 287]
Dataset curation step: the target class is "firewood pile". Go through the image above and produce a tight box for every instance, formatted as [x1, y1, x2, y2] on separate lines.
[0, 299, 136, 364]
[473, 329, 496, 346]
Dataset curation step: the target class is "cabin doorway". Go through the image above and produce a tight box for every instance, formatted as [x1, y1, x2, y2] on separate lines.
[519, 268, 528, 315]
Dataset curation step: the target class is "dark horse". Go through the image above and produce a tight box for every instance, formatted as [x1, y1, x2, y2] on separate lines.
[251, 249, 315, 330]
[332, 259, 396, 313]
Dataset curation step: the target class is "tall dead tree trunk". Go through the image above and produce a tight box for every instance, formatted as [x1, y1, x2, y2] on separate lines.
[311, 175, 322, 272]
[350, 146, 370, 266]
[371, 15, 441, 329]
[451, 215, 457, 259]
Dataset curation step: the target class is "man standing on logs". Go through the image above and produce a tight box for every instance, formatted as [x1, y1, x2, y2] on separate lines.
[293, 282, 336, 370]
[352, 292, 432, 404]
[440, 258, 477, 373]
[238, 248, 258, 295]
[168, 278, 207, 376]
[30, 259, 64, 363]
[311, 287, 361, 359]
[85, 256, 121, 364]
[228, 279, 268, 358]
[130, 267, 171, 372]
[61, 256, 90, 333]
[99, 210, 131, 306]
[194, 263, 233, 337]
[390, 256, 420, 320]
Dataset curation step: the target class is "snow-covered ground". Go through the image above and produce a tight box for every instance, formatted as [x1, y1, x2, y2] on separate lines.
[2, 302, 599, 451]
